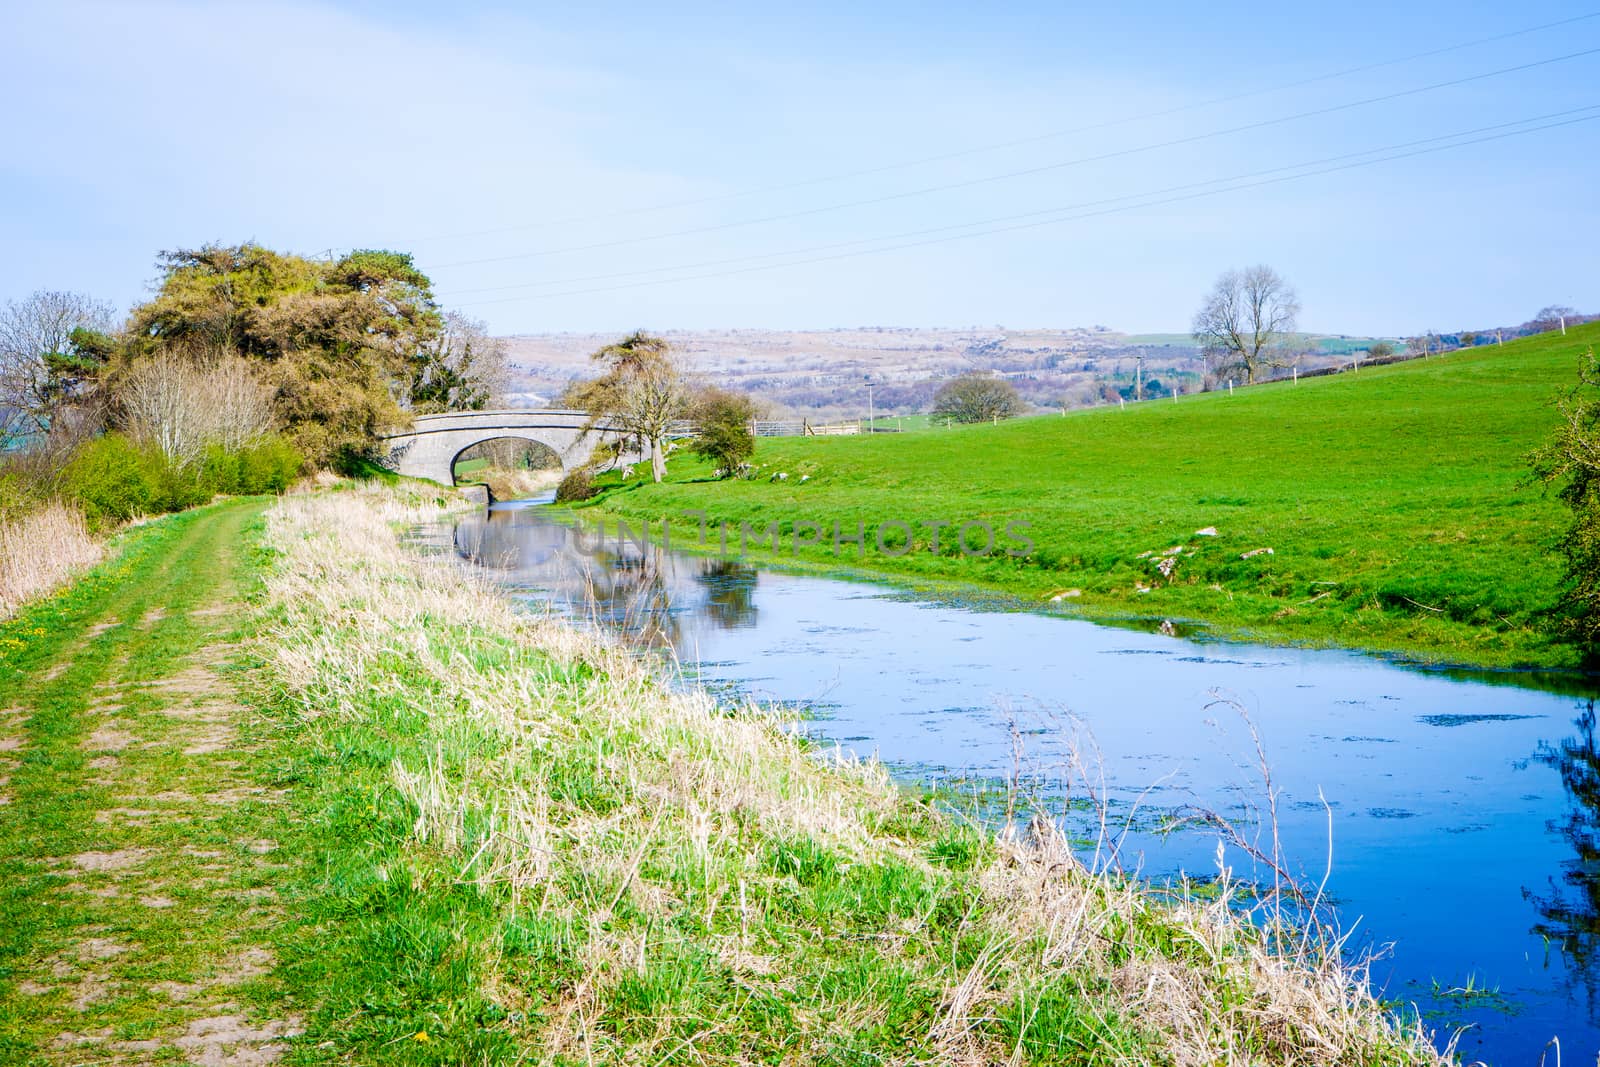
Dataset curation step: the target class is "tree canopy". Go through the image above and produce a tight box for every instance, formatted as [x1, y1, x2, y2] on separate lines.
[1529, 349, 1600, 660]
[931, 373, 1024, 424]
[0, 291, 116, 440]
[1528, 305, 1580, 334]
[117, 243, 496, 466]
[690, 387, 757, 475]
[564, 331, 687, 482]
[1192, 265, 1300, 385]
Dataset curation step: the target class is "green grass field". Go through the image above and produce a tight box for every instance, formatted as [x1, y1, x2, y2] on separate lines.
[585, 323, 1600, 669]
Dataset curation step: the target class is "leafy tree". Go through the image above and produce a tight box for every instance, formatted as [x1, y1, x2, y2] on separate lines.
[120, 243, 449, 466]
[1191, 265, 1300, 385]
[123, 245, 322, 360]
[1529, 349, 1600, 661]
[565, 331, 686, 482]
[690, 387, 757, 476]
[1366, 341, 1395, 360]
[931, 373, 1024, 424]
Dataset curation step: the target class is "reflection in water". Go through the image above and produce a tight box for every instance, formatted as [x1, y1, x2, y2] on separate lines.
[446, 504, 759, 651]
[1528, 701, 1600, 1012]
[695, 559, 759, 630]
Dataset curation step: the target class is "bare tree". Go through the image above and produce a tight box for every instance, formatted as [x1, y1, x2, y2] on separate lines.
[410, 311, 509, 412]
[0, 291, 115, 437]
[1191, 266, 1300, 385]
[567, 331, 688, 482]
[1529, 305, 1580, 335]
[119, 353, 275, 467]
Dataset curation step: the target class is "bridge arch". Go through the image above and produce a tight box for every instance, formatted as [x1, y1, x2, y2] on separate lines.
[449, 436, 564, 484]
[379, 410, 643, 487]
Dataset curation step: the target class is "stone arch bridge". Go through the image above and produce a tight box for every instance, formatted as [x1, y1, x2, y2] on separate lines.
[379, 410, 645, 486]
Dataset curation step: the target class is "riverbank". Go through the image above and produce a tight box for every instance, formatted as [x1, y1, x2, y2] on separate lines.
[0, 481, 1453, 1063]
[452, 462, 563, 502]
[579, 323, 1600, 671]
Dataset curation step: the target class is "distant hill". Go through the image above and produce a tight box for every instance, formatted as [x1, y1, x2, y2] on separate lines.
[500, 326, 1397, 419]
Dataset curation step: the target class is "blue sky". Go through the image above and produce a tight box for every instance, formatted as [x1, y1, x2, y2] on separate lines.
[1, 1, 1594, 335]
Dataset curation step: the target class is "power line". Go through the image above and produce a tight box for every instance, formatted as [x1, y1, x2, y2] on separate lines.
[451, 107, 1600, 308]
[431, 44, 1600, 271]
[405, 10, 1600, 247]
[438, 105, 1600, 299]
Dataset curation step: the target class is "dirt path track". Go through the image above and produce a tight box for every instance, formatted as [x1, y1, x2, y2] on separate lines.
[0, 501, 299, 1066]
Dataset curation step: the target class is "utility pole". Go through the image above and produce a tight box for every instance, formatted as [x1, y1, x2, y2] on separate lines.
[865, 377, 874, 434]
[1135, 353, 1144, 402]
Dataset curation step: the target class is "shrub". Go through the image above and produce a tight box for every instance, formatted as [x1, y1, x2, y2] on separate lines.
[60, 433, 163, 527]
[1529, 349, 1600, 661]
[59, 430, 302, 528]
[240, 434, 303, 492]
[690, 387, 757, 476]
[555, 468, 597, 503]
[200, 435, 302, 495]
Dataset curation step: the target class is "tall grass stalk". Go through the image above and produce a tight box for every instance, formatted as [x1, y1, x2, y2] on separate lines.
[257, 485, 1453, 1064]
[0, 501, 102, 617]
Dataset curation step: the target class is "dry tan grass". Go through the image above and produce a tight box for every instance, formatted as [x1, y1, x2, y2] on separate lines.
[258, 486, 1453, 1065]
[0, 502, 102, 618]
[463, 466, 564, 500]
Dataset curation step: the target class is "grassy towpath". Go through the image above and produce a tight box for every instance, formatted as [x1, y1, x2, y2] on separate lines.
[0, 498, 300, 1065]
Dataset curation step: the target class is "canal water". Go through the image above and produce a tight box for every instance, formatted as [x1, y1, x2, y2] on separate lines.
[415, 498, 1600, 1065]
